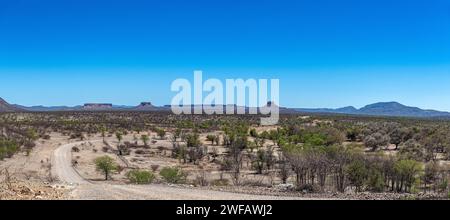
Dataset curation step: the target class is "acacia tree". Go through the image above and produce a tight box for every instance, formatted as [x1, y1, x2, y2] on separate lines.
[222, 122, 249, 185]
[364, 132, 390, 151]
[156, 128, 166, 140]
[253, 149, 266, 174]
[399, 139, 425, 161]
[116, 132, 123, 145]
[185, 133, 201, 148]
[25, 128, 38, 142]
[99, 126, 107, 142]
[423, 162, 440, 191]
[393, 159, 422, 193]
[346, 159, 368, 192]
[95, 156, 118, 180]
[327, 144, 361, 193]
[140, 134, 149, 147]
[278, 154, 291, 184]
[265, 146, 275, 170]
[228, 136, 246, 185]
[390, 127, 406, 150]
[421, 132, 449, 161]
[282, 143, 309, 189]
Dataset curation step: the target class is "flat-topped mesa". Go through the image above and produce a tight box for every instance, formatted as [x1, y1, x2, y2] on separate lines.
[139, 102, 153, 107]
[83, 103, 113, 110]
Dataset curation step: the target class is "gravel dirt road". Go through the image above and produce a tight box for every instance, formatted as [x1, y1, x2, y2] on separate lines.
[53, 140, 303, 200]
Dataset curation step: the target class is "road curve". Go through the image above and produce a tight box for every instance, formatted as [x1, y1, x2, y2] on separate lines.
[52, 140, 101, 185]
[52, 140, 305, 200]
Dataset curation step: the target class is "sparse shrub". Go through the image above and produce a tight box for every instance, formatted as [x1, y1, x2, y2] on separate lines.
[212, 179, 229, 186]
[72, 146, 80, 152]
[24, 141, 36, 149]
[187, 147, 204, 164]
[0, 139, 19, 160]
[364, 132, 390, 151]
[394, 159, 423, 193]
[210, 147, 219, 162]
[194, 171, 209, 186]
[70, 132, 85, 140]
[252, 149, 266, 174]
[157, 146, 165, 152]
[297, 184, 321, 193]
[116, 165, 125, 173]
[206, 134, 216, 145]
[367, 169, 385, 192]
[399, 140, 425, 161]
[156, 128, 166, 139]
[117, 144, 130, 156]
[151, 165, 160, 172]
[173, 144, 187, 163]
[346, 160, 368, 192]
[278, 155, 291, 184]
[159, 167, 186, 184]
[127, 170, 155, 184]
[438, 178, 448, 193]
[141, 134, 149, 146]
[185, 133, 201, 148]
[115, 132, 123, 144]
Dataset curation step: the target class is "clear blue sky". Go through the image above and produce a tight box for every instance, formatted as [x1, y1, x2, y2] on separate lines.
[0, 0, 449, 110]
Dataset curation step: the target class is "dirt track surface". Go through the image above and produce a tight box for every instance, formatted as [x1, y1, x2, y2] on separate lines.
[53, 140, 304, 200]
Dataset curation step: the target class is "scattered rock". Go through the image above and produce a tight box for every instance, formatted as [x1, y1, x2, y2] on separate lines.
[1, 180, 67, 200]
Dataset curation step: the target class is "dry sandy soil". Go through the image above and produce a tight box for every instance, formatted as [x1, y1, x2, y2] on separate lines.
[3, 132, 434, 200]
[57, 137, 308, 200]
[1, 132, 310, 200]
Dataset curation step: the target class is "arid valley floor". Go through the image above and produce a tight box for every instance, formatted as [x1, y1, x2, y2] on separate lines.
[1, 112, 450, 200]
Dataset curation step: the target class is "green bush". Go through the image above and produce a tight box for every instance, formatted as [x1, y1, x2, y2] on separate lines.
[211, 179, 229, 186]
[0, 140, 19, 160]
[394, 159, 422, 193]
[367, 169, 385, 192]
[94, 156, 118, 180]
[127, 170, 155, 184]
[345, 160, 368, 192]
[159, 167, 186, 184]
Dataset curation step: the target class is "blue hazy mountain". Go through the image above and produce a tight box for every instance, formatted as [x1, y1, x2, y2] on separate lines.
[296, 102, 450, 118]
[0, 98, 24, 112]
[2, 97, 450, 118]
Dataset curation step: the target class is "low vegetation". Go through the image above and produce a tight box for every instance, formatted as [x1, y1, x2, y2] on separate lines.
[1, 111, 450, 199]
[126, 169, 155, 184]
[159, 167, 186, 184]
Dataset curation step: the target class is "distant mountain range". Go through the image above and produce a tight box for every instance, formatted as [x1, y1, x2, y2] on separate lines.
[0, 98, 24, 112]
[10, 101, 167, 112]
[1, 97, 450, 118]
[296, 102, 450, 118]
